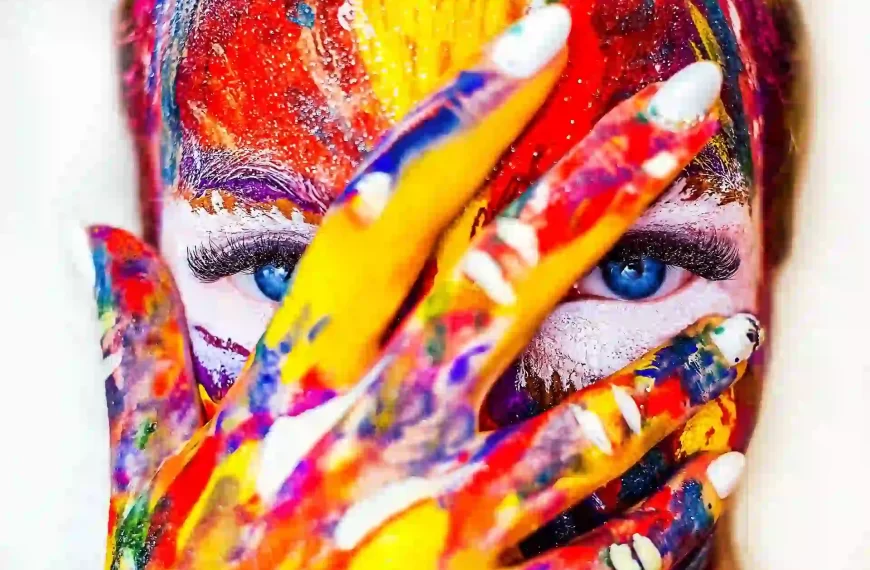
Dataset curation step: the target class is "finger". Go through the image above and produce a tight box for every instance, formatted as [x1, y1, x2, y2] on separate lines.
[231, 5, 571, 408]
[224, 62, 725, 567]
[88, 227, 204, 547]
[519, 390, 738, 558]
[507, 452, 746, 570]
[344, 61, 723, 460]
[444, 313, 762, 554]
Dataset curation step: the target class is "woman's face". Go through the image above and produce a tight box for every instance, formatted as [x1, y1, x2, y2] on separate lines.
[143, 0, 782, 422]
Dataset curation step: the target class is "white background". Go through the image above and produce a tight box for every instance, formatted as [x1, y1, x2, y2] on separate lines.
[0, 0, 868, 568]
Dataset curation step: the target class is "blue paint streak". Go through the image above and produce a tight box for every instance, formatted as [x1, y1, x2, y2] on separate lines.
[448, 345, 490, 383]
[334, 71, 493, 206]
[288, 1, 315, 28]
[307, 316, 331, 342]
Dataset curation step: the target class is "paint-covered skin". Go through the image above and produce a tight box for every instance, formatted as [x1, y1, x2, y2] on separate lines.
[96, 23, 764, 566]
[499, 452, 745, 570]
[89, 226, 204, 551]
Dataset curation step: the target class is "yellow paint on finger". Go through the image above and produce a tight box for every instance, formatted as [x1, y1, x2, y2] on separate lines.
[347, 500, 449, 570]
[677, 389, 737, 459]
[175, 441, 260, 556]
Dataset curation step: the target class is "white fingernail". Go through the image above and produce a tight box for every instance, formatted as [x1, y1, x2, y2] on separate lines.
[491, 5, 571, 78]
[710, 313, 763, 365]
[609, 543, 642, 570]
[647, 61, 723, 129]
[352, 171, 393, 220]
[707, 451, 746, 499]
[632, 534, 663, 570]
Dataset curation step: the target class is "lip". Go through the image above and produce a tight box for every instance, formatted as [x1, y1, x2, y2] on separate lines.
[190, 324, 250, 402]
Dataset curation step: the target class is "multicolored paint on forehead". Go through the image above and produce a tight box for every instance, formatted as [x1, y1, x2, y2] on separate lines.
[120, 0, 790, 243]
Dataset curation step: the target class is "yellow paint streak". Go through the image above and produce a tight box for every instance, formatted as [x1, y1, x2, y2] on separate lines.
[175, 441, 260, 556]
[348, 500, 449, 570]
[678, 389, 737, 459]
[354, 0, 529, 119]
[435, 196, 490, 275]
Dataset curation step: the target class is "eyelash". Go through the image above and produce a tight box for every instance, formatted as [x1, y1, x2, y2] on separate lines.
[604, 231, 740, 282]
[187, 233, 307, 283]
[187, 230, 739, 304]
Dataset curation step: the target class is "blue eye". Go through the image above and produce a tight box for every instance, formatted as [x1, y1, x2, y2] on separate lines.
[600, 256, 667, 300]
[253, 264, 292, 302]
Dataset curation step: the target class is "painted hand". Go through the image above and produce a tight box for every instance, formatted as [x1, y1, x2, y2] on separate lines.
[90, 7, 762, 569]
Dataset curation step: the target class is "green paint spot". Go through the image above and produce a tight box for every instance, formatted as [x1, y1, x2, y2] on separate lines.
[111, 494, 154, 570]
[426, 323, 447, 364]
[136, 421, 157, 450]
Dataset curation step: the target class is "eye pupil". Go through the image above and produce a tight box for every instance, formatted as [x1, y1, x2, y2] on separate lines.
[600, 256, 666, 300]
[253, 264, 292, 302]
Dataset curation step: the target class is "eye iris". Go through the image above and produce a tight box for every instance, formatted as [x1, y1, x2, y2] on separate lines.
[253, 264, 291, 302]
[600, 256, 666, 300]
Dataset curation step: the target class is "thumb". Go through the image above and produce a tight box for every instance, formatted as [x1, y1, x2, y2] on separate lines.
[88, 226, 204, 541]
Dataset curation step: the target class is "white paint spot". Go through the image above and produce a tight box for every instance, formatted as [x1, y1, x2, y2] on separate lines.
[256, 357, 390, 501]
[353, 171, 393, 220]
[334, 465, 479, 550]
[337, 1, 355, 31]
[641, 153, 678, 179]
[612, 385, 642, 434]
[569, 405, 612, 455]
[495, 218, 539, 265]
[210, 189, 225, 213]
[461, 250, 517, 305]
[334, 477, 434, 550]
[525, 180, 551, 214]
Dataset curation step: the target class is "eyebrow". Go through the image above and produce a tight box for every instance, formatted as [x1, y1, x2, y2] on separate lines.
[680, 146, 752, 206]
[606, 228, 741, 281]
[179, 146, 334, 214]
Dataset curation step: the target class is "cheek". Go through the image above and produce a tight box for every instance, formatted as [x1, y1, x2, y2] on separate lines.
[172, 269, 272, 399]
[159, 198, 279, 396]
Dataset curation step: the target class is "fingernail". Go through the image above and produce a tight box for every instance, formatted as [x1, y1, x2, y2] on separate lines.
[707, 451, 746, 499]
[647, 61, 723, 129]
[490, 5, 572, 79]
[710, 313, 763, 366]
[632, 534, 664, 570]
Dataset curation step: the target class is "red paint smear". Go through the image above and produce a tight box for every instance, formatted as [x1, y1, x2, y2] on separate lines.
[643, 376, 688, 419]
[148, 436, 220, 567]
[176, 0, 386, 197]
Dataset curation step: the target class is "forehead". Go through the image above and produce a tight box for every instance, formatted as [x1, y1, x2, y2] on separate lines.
[167, 0, 763, 213]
